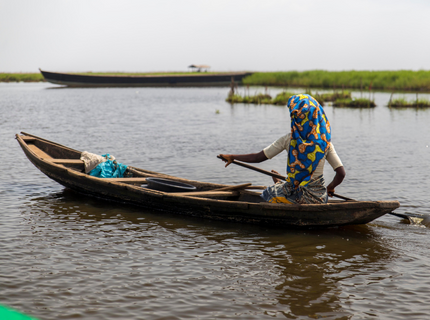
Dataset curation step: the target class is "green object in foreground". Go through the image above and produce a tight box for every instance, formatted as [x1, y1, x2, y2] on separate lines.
[0, 305, 39, 320]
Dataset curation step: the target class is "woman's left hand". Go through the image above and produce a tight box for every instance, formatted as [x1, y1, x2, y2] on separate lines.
[218, 154, 234, 167]
[327, 183, 335, 197]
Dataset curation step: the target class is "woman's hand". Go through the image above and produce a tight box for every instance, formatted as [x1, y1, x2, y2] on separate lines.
[218, 154, 234, 167]
[218, 151, 268, 168]
[326, 183, 335, 197]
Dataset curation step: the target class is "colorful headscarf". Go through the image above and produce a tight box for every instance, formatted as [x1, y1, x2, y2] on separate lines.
[286, 94, 331, 189]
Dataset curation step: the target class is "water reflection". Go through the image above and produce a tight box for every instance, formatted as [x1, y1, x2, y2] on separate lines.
[18, 190, 394, 319]
[265, 227, 392, 318]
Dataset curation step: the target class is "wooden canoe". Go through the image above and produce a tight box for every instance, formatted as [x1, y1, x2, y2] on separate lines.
[39, 69, 253, 87]
[16, 132, 400, 228]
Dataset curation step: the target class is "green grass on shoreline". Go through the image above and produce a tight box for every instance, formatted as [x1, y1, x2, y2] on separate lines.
[0, 73, 44, 82]
[243, 70, 430, 92]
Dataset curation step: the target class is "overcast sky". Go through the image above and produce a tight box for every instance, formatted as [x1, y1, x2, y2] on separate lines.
[1, 0, 429, 73]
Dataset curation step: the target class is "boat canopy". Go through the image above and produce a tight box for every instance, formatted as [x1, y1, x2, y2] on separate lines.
[188, 65, 210, 72]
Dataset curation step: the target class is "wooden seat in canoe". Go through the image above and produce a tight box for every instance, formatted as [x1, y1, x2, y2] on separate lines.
[102, 177, 149, 184]
[170, 190, 240, 198]
[27, 144, 84, 170]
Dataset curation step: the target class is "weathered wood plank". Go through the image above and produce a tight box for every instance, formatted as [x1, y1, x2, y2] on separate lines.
[28, 144, 53, 159]
[21, 136, 37, 141]
[171, 191, 239, 198]
[212, 183, 252, 191]
[102, 177, 148, 184]
[245, 185, 266, 190]
[50, 159, 84, 165]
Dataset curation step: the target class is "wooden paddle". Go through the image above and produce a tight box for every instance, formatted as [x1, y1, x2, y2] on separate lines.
[217, 155, 286, 181]
[217, 155, 417, 220]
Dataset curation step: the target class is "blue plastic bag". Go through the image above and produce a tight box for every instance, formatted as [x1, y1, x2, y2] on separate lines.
[88, 154, 128, 178]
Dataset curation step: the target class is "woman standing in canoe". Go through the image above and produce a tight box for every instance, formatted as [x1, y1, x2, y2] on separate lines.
[219, 94, 345, 204]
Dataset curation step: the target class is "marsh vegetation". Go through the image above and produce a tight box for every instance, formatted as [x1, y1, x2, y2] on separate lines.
[0, 73, 44, 82]
[243, 70, 430, 92]
[226, 89, 377, 108]
[333, 98, 376, 108]
[388, 93, 430, 108]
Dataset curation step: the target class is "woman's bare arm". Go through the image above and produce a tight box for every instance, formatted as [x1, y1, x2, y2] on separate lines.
[218, 151, 268, 167]
[326, 166, 346, 197]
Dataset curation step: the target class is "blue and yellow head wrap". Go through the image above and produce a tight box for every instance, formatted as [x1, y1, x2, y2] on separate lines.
[286, 94, 331, 189]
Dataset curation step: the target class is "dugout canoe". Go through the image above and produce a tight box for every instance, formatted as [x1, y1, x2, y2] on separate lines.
[16, 132, 400, 228]
[39, 69, 253, 87]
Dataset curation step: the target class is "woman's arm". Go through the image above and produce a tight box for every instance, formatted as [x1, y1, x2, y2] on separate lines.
[218, 151, 268, 167]
[219, 135, 287, 167]
[326, 166, 346, 197]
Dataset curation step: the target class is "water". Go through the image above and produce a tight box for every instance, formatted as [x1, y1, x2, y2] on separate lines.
[1, 83, 430, 319]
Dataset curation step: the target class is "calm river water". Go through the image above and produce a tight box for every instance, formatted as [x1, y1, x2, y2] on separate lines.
[1, 83, 430, 320]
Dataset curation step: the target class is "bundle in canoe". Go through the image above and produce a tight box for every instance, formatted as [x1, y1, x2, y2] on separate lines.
[16, 132, 400, 228]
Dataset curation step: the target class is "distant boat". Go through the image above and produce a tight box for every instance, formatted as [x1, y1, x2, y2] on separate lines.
[39, 69, 253, 87]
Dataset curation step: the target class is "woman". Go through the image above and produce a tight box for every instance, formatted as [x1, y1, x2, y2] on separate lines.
[219, 94, 345, 204]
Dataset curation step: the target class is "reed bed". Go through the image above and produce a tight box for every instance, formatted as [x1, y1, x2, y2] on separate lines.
[271, 91, 296, 105]
[0, 73, 44, 82]
[227, 93, 273, 104]
[226, 91, 325, 106]
[243, 70, 430, 92]
[333, 98, 376, 108]
[314, 91, 351, 101]
[389, 97, 430, 108]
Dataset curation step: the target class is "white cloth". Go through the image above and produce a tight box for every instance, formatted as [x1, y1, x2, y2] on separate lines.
[263, 133, 343, 178]
[80, 151, 115, 174]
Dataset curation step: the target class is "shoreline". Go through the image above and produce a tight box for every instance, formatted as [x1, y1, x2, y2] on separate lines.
[2, 70, 430, 92]
[0, 73, 45, 82]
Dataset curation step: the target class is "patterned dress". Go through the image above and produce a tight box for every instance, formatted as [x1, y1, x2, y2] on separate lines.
[261, 94, 331, 204]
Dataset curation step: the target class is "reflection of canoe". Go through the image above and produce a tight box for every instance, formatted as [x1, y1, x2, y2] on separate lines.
[39, 69, 253, 87]
[16, 132, 400, 228]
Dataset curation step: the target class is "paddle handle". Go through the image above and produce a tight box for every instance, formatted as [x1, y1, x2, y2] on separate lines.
[217, 155, 286, 180]
[333, 193, 355, 201]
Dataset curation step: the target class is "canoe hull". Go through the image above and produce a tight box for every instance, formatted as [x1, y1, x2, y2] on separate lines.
[39, 70, 253, 87]
[16, 133, 400, 228]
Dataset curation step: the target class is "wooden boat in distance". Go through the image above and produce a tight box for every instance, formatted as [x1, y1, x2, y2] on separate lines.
[39, 69, 253, 87]
[16, 132, 400, 228]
